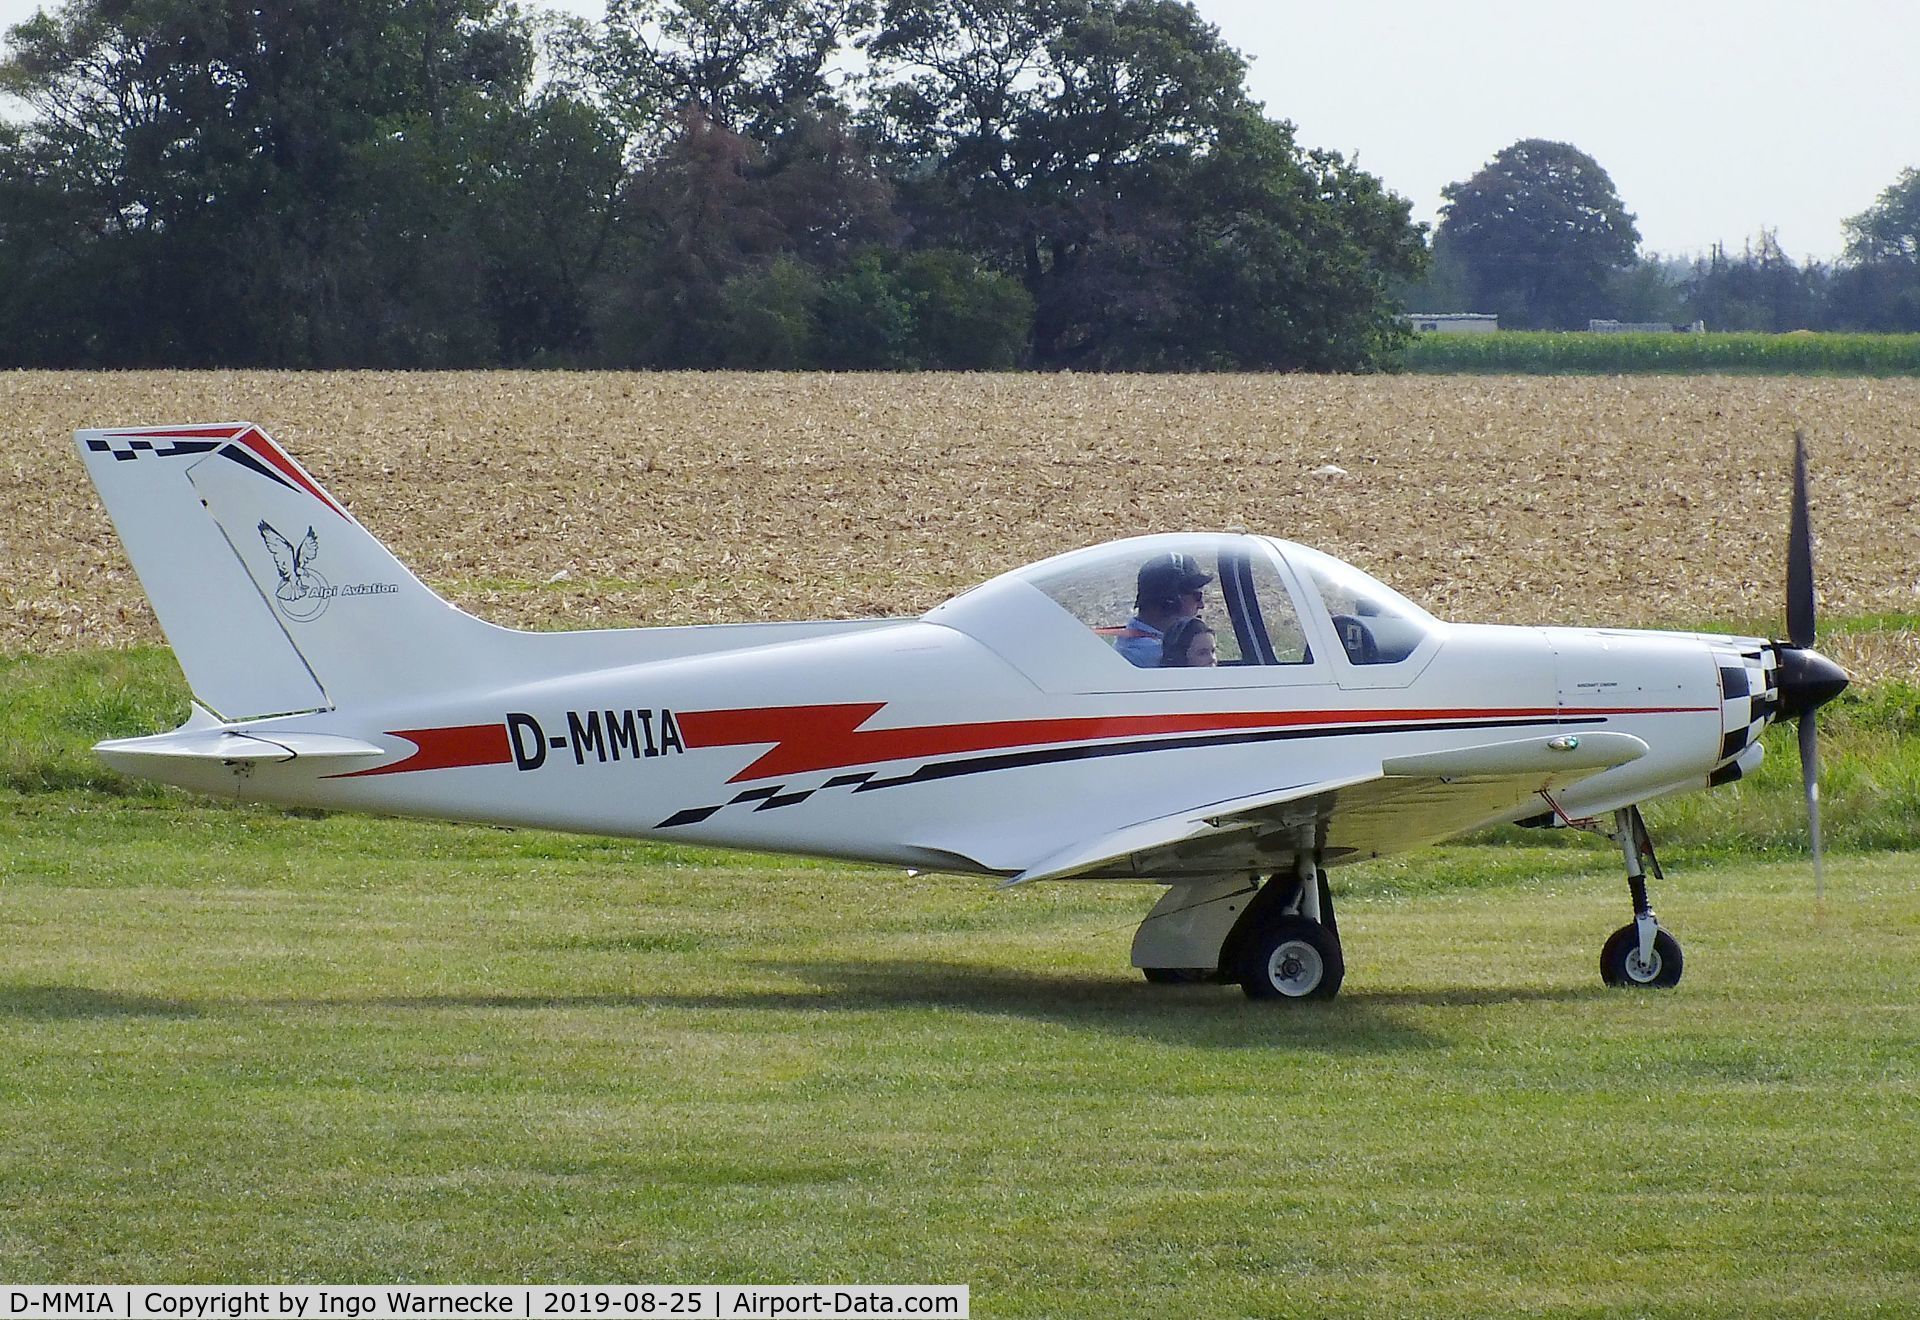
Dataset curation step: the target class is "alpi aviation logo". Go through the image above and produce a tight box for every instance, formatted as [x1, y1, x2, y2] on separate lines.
[258, 520, 398, 622]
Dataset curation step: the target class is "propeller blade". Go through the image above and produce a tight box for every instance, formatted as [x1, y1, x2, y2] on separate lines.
[1787, 429, 1816, 648]
[1798, 711, 1825, 902]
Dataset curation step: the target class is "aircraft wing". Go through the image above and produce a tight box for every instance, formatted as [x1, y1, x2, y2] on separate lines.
[1006, 731, 1648, 884]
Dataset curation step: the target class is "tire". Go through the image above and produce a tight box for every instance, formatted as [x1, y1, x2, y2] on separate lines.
[1240, 917, 1344, 1000]
[1600, 923, 1684, 988]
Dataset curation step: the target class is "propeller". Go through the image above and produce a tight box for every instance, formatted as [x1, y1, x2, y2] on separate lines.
[1787, 432, 1816, 649]
[1775, 430, 1849, 898]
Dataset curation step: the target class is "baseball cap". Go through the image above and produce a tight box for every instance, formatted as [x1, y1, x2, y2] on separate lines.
[1136, 553, 1213, 607]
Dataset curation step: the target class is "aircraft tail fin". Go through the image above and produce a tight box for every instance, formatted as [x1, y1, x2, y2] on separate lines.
[76, 423, 504, 720]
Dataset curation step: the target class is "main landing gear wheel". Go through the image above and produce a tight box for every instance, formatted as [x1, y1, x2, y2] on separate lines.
[1240, 917, 1344, 1000]
[1600, 923, 1684, 988]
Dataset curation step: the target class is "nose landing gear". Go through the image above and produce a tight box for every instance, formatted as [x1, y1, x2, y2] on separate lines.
[1600, 805, 1684, 988]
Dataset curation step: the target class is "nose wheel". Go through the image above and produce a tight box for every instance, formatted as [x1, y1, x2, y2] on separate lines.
[1601, 921, 1683, 987]
[1602, 806, 1684, 989]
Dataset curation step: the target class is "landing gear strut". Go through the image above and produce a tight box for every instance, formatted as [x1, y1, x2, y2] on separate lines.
[1600, 805, 1684, 988]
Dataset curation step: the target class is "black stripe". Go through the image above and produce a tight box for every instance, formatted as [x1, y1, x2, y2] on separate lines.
[851, 716, 1595, 793]
[756, 791, 815, 811]
[1719, 728, 1748, 761]
[1719, 665, 1749, 700]
[219, 445, 300, 491]
[657, 805, 723, 828]
[729, 786, 782, 804]
[824, 772, 874, 788]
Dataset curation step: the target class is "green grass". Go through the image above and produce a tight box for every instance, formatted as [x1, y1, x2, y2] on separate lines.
[3, 647, 1918, 1310]
[2, 792, 1917, 1311]
[1400, 330, 1920, 375]
[0, 649, 192, 794]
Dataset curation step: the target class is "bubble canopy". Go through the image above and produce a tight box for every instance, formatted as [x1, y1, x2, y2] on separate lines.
[924, 534, 1440, 690]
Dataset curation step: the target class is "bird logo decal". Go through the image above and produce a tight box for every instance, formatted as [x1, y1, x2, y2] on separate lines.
[258, 520, 331, 621]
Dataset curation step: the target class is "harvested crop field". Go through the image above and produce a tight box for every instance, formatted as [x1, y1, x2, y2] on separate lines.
[5, 371, 1917, 682]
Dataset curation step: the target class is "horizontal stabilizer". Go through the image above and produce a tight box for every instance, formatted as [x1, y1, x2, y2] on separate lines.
[96, 727, 387, 772]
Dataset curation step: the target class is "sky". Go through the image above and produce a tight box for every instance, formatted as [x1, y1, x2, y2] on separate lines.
[2, 0, 1913, 262]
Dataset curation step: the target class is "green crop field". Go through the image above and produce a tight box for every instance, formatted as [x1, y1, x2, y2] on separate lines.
[1401, 331, 1920, 375]
[4, 651, 1918, 1314]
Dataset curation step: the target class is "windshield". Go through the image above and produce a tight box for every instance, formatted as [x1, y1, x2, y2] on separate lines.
[1282, 543, 1437, 665]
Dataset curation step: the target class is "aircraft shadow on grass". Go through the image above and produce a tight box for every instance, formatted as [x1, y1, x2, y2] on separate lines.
[3, 973, 1598, 1055]
[0, 983, 201, 1020]
[314, 960, 1600, 1053]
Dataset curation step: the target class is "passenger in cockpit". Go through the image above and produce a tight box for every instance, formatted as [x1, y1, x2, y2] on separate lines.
[1159, 617, 1218, 668]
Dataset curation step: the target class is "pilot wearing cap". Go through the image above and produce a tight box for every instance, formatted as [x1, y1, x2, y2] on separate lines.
[1115, 553, 1214, 667]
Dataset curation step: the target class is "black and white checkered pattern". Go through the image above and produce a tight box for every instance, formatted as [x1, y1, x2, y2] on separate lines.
[657, 772, 876, 829]
[84, 436, 220, 463]
[1713, 645, 1778, 765]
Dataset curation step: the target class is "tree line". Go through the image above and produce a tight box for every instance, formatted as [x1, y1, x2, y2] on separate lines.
[0, 0, 1428, 370]
[1405, 139, 1920, 333]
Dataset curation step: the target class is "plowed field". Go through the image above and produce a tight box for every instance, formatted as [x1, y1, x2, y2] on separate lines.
[5, 371, 1916, 681]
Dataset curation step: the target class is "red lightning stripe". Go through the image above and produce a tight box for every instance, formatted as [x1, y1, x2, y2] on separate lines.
[104, 425, 249, 440]
[322, 701, 1713, 783]
[333, 724, 513, 778]
[675, 702, 1713, 784]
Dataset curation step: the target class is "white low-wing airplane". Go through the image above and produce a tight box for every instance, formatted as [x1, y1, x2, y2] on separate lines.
[76, 423, 1849, 1000]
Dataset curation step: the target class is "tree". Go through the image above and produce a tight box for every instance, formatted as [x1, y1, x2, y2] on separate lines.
[893, 248, 1032, 368]
[591, 104, 899, 365]
[1437, 139, 1640, 330]
[815, 249, 915, 367]
[715, 254, 823, 365]
[1165, 117, 1426, 370]
[593, 0, 873, 150]
[1845, 167, 1920, 264]
[466, 91, 630, 363]
[0, 0, 567, 366]
[1683, 233, 1824, 333]
[869, 0, 1424, 368]
[1834, 167, 1920, 331]
[1604, 254, 1690, 326]
[1392, 234, 1473, 315]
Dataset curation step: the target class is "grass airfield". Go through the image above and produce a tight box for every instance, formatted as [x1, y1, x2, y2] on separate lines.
[3, 786, 1916, 1314]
